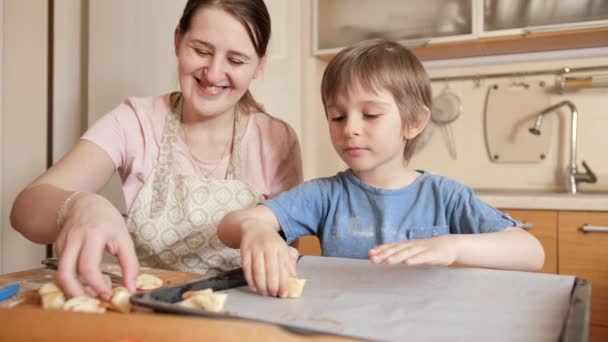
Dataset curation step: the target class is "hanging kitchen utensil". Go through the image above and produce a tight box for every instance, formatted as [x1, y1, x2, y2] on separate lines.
[431, 85, 462, 159]
[484, 81, 553, 163]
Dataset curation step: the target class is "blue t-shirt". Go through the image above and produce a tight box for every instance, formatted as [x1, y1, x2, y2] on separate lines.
[264, 170, 521, 259]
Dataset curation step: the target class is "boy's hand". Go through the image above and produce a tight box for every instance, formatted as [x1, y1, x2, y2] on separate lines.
[369, 235, 460, 267]
[240, 225, 297, 298]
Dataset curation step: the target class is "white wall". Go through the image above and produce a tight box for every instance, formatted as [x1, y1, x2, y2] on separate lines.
[53, 0, 85, 162]
[249, 0, 302, 136]
[1, 0, 47, 273]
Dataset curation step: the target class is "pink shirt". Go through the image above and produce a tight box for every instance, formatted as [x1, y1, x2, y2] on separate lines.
[82, 94, 303, 210]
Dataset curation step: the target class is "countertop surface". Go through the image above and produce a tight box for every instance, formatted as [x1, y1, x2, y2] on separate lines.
[0, 266, 353, 342]
[475, 188, 608, 211]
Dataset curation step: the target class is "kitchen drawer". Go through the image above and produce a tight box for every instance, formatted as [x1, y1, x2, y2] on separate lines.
[501, 209, 558, 274]
[297, 235, 321, 256]
[559, 211, 608, 326]
[590, 324, 608, 342]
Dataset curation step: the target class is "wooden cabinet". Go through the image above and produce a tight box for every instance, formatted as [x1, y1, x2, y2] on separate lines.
[501, 209, 558, 274]
[297, 235, 321, 256]
[558, 211, 608, 337]
[590, 324, 608, 342]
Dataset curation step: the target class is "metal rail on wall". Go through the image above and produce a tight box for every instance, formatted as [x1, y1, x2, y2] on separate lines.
[431, 64, 608, 91]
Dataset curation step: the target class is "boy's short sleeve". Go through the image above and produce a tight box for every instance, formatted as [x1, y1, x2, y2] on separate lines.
[448, 185, 522, 234]
[262, 179, 329, 244]
[268, 125, 303, 198]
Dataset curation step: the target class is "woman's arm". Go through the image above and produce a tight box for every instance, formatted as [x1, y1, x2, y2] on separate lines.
[10, 140, 116, 243]
[10, 140, 139, 298]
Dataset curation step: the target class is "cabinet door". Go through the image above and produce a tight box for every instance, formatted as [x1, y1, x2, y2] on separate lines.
[501, 209, 558, 274]
[590, 324, 608, 342]
[297, 236, 321, 256]
[559, 211, 608, 328]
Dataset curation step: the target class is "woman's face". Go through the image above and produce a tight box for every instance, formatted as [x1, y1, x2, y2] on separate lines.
[175, 7, 266, 118]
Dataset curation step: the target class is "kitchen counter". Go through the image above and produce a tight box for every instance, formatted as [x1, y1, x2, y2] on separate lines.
[475, 189, 608, 211]
[0, 266, 353, 342]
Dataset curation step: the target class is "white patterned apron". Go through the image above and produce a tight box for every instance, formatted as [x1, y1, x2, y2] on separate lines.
[126, 95, 262, 276]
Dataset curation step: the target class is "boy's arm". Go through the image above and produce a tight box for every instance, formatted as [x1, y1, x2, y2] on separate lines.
[218, 205, 297, 298]
[217, 205, 281, 248]
[452, 227, 544, 271]
[370, 227, 545, 272]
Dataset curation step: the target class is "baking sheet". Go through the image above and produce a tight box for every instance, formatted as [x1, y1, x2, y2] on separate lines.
[134, 256, 579, 342]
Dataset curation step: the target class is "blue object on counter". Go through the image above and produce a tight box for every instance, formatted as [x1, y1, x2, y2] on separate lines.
[0, 282, 20, 301]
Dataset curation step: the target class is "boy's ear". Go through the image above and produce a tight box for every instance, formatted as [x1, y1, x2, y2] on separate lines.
[403, 106, 431, 139]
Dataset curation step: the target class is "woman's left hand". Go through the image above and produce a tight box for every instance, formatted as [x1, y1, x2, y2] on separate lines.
[368, 235, 460, 266]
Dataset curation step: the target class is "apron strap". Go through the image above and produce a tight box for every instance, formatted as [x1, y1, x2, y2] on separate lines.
[225, 105, 243, 180]
[150, 94, 183, 218]
[150, 94, 244, 217]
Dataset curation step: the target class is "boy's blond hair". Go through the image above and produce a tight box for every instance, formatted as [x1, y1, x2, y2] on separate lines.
[321, 39, 432, 161]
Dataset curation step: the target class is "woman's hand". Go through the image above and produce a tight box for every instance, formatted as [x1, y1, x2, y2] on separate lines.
[240, 224, 298, 298]
[369, 235, 460, 267]
[53, 192, 138, 300]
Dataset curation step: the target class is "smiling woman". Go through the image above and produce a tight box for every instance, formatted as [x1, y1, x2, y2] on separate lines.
[9, 0, 302, 301]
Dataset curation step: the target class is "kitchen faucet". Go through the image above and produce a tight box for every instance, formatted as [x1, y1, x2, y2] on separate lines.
[529, 100, 596, 194]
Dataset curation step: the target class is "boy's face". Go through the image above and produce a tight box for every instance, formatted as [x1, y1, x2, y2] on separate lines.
[325, 83, 415, 177]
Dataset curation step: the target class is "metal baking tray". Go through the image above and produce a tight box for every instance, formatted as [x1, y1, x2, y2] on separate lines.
[130, 259, 590, 342]
[130, 266, 360, 340]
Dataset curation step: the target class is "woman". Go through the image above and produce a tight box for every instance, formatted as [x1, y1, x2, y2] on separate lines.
[10, 0, 302, 301]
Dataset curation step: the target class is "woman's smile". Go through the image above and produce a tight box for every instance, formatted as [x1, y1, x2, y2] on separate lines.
[194, 76, 229, 97]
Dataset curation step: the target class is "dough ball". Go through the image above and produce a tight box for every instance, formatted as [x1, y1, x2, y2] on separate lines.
[109, 286, 131, 313]
[41, 291, 66, 310]
[63, 295, 106, 313]
[135, 274, 163, 290]
[287, 277, 306, 298]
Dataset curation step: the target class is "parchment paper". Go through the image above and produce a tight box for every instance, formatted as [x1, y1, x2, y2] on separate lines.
[221, 256, 575, 342]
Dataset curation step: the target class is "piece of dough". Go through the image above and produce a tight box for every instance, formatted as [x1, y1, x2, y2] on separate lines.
[41, 291, 66, 310]
[136, 274, 163, 290]
[287, 277, 306, 298]
[38, 282, 66, 310]
[178, 288, 227, 312]
[181, 288, 213, 300]
[63, 295, 106, 313]
[109, 286, 131, 313]
[38, 282, 62, 297]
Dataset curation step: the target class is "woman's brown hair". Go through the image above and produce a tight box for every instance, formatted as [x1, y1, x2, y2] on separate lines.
[178, 0, 270, 113]
[321, 39, 432, 161]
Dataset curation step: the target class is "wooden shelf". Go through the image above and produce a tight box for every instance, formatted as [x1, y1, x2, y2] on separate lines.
[317, 27, 608, 63]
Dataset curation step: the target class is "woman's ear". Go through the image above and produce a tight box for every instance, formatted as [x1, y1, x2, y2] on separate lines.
[403, 106, 431, 139]
[174, 27, 182, 56]
[253, 54, 268, 80]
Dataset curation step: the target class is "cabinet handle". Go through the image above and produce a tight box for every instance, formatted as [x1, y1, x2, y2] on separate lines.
[580, 224, 608, 233]
[520, 222, 533, 230]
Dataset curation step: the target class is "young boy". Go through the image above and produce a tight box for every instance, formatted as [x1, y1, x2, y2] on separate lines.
[218, 39, 545, 298]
